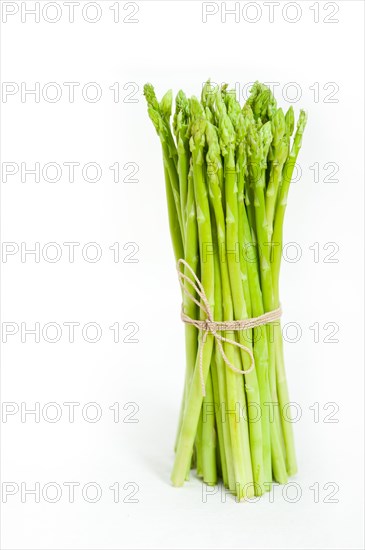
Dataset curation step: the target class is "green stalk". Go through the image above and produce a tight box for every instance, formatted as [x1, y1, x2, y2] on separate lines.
[163, 148, 184, 242]
[174, 90, 190, 228]
[202, 370, 217, 485]
[272, 110, 307, 296]
[209, 163, 236, 491]
[196, 412, 203, 477]
[144, 85, 184, 244]
[235, 117, 272, 486]
[171, 113, 215, 487]
[145, 105, 184, 254]
[206, 121, 253, 498]
[146, 87, 189, 468]
[162, 165, 184, 262]
[220, 110, 264, 495]
[174, 164, 199, 458]
[266, 108, 289, 243]
[241, 205, 272, 488]
[177, 132, 189, 229]
[183, 165, 200, 387]
[210, 353, 228, 486]
[211, 238, 234, 489]
[271, 110, 307, 476]
[247, 116, 288, 484]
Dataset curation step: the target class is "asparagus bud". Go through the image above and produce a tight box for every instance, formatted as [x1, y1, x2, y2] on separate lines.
[285, 106, 295, 141]
[159, 89, 173, 122]
[143, 83, 159, 111]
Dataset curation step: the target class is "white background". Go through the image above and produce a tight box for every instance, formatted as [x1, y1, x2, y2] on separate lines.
[1, 1, 364, 549]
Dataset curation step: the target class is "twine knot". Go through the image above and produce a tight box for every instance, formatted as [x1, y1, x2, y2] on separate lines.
[177, 259, 282, 396]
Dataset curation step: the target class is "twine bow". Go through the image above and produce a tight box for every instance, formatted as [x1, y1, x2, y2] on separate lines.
[177, 259, 282, 396]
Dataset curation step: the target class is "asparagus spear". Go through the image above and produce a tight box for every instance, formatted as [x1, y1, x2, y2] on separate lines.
[271, 110, 308, 475]
[218, 99, 264, 495]
[266, 107, 289, 243]
[144, 85, 184, 245]
[246, 115, 288, 483]
[206, 120, 253, 497]
[173, 90, 190, 229]
[211, 237, 234, 489]
[272, 110, 308, 296]
[171, 111, 215, 487]
[174, 162, 199, 466]
[233, 110, 273, 487]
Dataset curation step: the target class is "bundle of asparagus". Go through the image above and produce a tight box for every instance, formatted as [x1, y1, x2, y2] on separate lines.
[144, 81, 307, 500]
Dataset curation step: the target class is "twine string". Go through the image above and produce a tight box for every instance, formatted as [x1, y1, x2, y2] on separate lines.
[177, 259, 282, 396]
